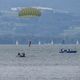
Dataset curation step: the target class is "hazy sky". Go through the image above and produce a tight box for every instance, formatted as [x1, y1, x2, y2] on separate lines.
[0, 0, 80, 15]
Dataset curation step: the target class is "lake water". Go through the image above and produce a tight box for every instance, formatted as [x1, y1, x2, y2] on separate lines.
[0, 44, 80, 80]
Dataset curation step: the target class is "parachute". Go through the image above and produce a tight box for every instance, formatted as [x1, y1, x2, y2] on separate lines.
[18, 8, 41, 17]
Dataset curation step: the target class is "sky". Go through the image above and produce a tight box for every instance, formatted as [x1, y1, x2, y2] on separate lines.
[0, 0, 80, 15]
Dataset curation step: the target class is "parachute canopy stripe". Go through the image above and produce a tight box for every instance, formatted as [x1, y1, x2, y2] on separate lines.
[18, 8, 41, 17]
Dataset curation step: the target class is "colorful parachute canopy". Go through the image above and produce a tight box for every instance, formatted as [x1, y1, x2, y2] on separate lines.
[18, 8, 41, 17]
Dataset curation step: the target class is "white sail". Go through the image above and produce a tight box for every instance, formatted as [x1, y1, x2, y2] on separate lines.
[76, 40, 79, 45]
[16, 40, 19, 45]
[51, 40, 54, 45]
[38, 41, 41, 45]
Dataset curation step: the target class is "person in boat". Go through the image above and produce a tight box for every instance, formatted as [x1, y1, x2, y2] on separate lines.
[18, 53, 20, 56]
[22, 53, 25, 57]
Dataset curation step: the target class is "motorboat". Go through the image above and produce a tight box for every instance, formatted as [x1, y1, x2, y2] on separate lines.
[59, 48, 77, 53]
[17, 50, 26, 57]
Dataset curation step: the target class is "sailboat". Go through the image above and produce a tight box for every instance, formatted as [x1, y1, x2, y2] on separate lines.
[51, 40, 53, 45]
[16, 40, 19, 46]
